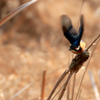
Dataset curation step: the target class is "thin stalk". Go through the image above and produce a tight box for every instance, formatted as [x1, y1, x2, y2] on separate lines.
[58, 77, 68, 100]
[0, 0, 37, 26]
[67, 78, 70, 100]
[99, 70, 100, 83]
[9, 83, 33, 100]
[71, 73, 76, 100]
[76, 0, 85, 30]
[41, 70, 46, 100]
[51, 72, 73, 100]
[47, 69, 70, 100]
[75, 35, 100, 100]
[77, 89, 82, 100]
[88, 71, 100, 100]
[86, 34, 100, 51]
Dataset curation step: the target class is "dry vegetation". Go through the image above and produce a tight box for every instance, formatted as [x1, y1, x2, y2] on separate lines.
[0, 0, 100, 100]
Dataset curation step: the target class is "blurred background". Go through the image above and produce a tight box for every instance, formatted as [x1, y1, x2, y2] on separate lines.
[0, 0, 100, 100]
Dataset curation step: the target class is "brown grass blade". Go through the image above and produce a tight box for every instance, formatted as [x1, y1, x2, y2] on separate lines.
[47, 69, 70, 100]
[9, 83, 33, 100]
[0, 0, 37, 27]
[71, 73, 76, 100]
[76, 0, 85, 30]
[99, 70, 100, 83]
[67, 77, 70, 100]
[86, 34, 100, 51]
[0, 1, 1, 19]
[77, 89, 82, 100]
[51, 72, 73, 100]
[75, 35, 100, 100]
[88, 71, 100, 100]
[41, 70, 46, 100]
[58, 77, 69, 100]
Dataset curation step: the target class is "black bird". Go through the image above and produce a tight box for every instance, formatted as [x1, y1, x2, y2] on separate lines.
[61, 15, 86, 54]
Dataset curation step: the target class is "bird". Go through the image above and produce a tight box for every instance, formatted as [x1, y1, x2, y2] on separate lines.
[61, 15, 86, 54]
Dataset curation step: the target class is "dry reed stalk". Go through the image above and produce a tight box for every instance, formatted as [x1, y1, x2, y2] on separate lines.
[47, 51, 89, 100]
[77, 89, 82, 100]
[47, 69, 70, 100]
[41, 70, 46, 100]
[99, 70, 100, 82]
[51, 72, 73, 100]
[58, 73, 71, 100]
[0, 0, 37, 27]
[9, 83, 33, 100]
[86, 34, 100, 51]
[67, 78, 70, 100]
[76, 0, 85, 30]
[75, 34, 100, 100]
[88, 71, 100, 100]
[47, 34, 100, 100]
[71, 73, 76, 100]
[0, 0, 1, 19]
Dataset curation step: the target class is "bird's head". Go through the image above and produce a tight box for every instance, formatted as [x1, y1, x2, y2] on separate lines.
[69, 40, 86, 54]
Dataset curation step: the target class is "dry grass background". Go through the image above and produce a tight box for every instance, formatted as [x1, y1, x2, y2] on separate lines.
[0, 0, 100, 100]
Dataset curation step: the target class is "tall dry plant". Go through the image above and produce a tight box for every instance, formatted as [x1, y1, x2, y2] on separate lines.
[0, 0, 100, 100]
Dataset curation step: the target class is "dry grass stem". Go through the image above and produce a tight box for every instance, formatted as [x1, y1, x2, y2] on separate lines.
[76, 0, 85, 30]
[67, 78, 70, 100]
[75, 35, 100, 100]
[9, 83, 33, 100]
[41, 70, 46, 100]
[58, 78, 68, 100]
[0, 0, 37, 26]
[71, 73, 76, 100]
[99, 70, 100, 82]
[58, 73, 71, 100]
[47, 69, 70, 100]
[48, 49, 90, 100]
[88, 71, 100, 100]
[86, 34, 100, 51]
[77, 89, 82, 100]
[51, 72, 73, 100]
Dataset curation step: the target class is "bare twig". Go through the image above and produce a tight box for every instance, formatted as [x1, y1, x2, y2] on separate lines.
[75, 35, 100, 100]
[9, 83, 33, 100]
[47, 34, 100, 100]
[41, 70, 46, 100]
[0, 0, 37, 27]
[71, 73, 76, 100]
[67, 78, 70, 100]
[88, 71, 100, 100]
[76, 0, 85, 30]
[47, 69, 70, 100]
[77, 89, 82, 100]
[99, 70, 100, 83]
[51, 72, 73, 100]
[0, 0, 1, 19]
[86, 34, 100, 51]
[58, 75, 70, 100]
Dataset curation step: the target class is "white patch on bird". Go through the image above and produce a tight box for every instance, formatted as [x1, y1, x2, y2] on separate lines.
[81, 66, 86, 72]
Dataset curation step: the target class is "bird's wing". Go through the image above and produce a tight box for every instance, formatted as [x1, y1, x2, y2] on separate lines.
[61, 15, 78, 44]
[0, 0, 37, 27]
[77, 15, 84, 46]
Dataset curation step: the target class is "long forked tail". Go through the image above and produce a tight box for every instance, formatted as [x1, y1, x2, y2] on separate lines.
[0, 0, 37, 27]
